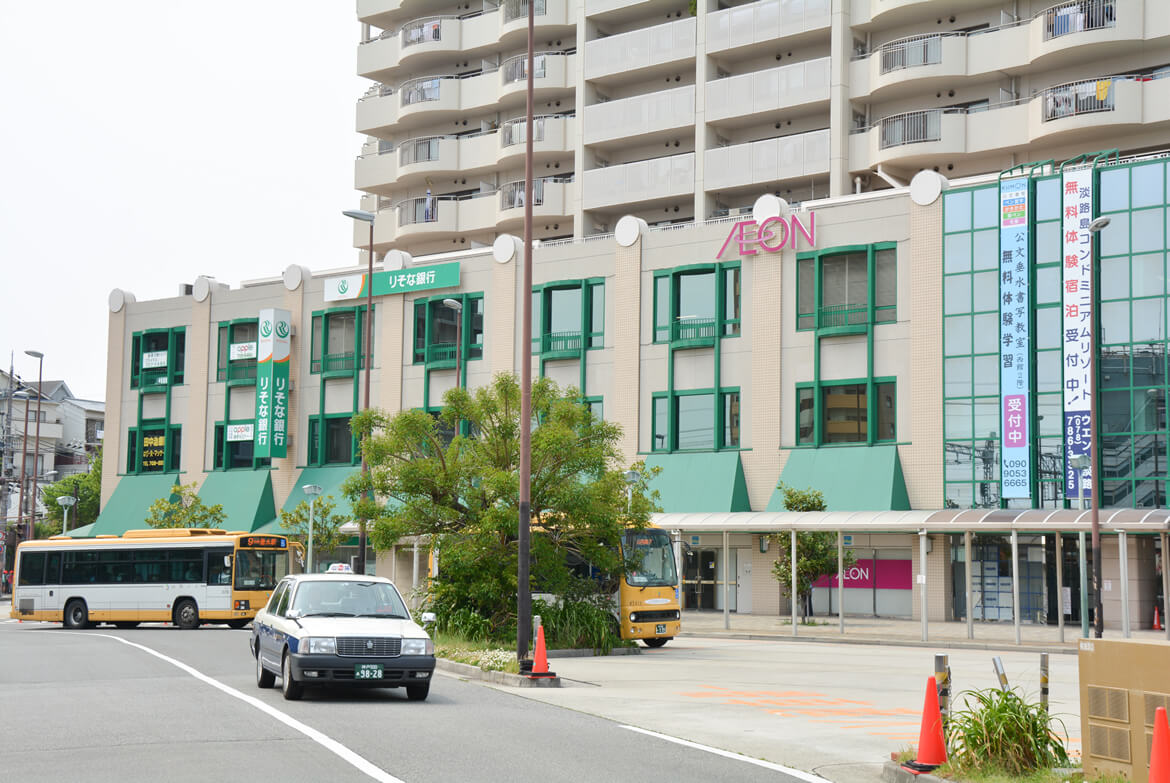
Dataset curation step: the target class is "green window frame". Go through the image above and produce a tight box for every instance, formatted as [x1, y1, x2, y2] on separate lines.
[307, 414, 358, 467]
[126, 423, 181, 474]
[795, 379, 896, 447]
[650, 387, 741, 452]
[130, 327, 186, 390]
[216, 319, 259, 384]
[412, 293, 484, 367]
[652, 262, 741, 345]
[584, 396, 604, 421]
[795, 243, 897, 332]
[531, 279, 605, 355]
[212, 420, 271, 470]
[310, 306, 372, 375]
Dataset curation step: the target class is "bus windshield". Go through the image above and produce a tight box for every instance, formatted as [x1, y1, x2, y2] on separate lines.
[235, 549, 288, 591]
[622, 529, 677, 587]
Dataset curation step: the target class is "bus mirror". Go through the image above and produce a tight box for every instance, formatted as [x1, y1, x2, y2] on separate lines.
[224, 556, 232, 568]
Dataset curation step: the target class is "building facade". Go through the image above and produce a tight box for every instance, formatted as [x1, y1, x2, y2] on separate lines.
[100, 148, 1170, 629]
[351, 0, 1170, 257]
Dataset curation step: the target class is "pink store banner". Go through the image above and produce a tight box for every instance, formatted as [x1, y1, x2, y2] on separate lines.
[812, 559, 913, 590]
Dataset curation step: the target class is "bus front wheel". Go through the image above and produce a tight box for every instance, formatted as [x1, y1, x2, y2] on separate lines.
[63, 599, 89, 629]
[643, 638, 669, 648]
[174, 600, 199, 630]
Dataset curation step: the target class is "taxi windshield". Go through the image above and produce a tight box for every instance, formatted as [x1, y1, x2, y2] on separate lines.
[292, 580, 410, 618]
[622, 529, 678, 587]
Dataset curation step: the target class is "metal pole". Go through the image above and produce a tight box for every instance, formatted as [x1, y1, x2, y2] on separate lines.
[62, 505, 69, 537]
[837, 530, 844, 635]
[358, 221, 373, 576]
[1040, 652, 1049, 709]
[722, 529, 729, 631]
[307, 497, 315, 575]
[1089, 222, 1103, 639]
[934, 654, 950, 736]
[965, 530, 973, 640]
[1, 353, 14, 533]
[1079, 530, 1089, 638]
[412, 539, 419, 607]
[516, 0, 535, 663]
[1161, 532, 1169, 642]
[1055, 532, 1065, 643]
[16, 398, 29, 538]
[455, 304, 462, 389]
[1119, 530, 1130, 638]
[790, 529, 797, 636]
[29, 357, 43, 539]
[919, 530, 928, 642]
[1011, 528, 1021, 646]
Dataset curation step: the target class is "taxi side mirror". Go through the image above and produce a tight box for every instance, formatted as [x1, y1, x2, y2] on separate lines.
[286, 609, 302, 620]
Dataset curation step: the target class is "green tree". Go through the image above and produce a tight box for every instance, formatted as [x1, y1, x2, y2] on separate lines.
[279, 494, 349, 572]
[144, 482, 225, 529]
[769, 483, 855, 620]
[349, 373, 658, 639]
[37, 448, 103, 537]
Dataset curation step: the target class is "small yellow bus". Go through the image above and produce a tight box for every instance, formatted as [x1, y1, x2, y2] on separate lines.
[9, 529, 293, 629]
[618, 527, 681, 647]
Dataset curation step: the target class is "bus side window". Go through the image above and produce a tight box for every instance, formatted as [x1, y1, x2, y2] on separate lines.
[45, 553, 62, 585]
[18, 552, 46, 586]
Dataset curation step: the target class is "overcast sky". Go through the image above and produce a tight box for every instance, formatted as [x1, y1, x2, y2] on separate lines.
[0, 3, 363, 401]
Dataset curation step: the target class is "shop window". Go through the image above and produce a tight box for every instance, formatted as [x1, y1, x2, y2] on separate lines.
[653, 263, 741, 344]
[412, 294, 484, 365]
[216, 320, 258, 383]
[532, 280, 604, 354]
[796, 245, 897, 330]
[651, 388, 741, 452]
[130, 327, 185, 389]
[310, 308, 371, 373]
[308, 415, 356, 466]
[213, 422, 270, 470]
[795, 380, 895, 447]
[127, 424, 181, 473]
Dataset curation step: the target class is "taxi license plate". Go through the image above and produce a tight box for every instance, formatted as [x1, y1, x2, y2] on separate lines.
[656, 624, 666, 634]
[355, 664, 383, 680]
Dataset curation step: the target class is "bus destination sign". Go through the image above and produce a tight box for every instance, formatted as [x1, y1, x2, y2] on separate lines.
[241, 535, 286, 549]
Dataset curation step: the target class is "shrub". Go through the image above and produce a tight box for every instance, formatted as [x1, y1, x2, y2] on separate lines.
[533, 598, 625, 654]
[946, 687, 1071, 776]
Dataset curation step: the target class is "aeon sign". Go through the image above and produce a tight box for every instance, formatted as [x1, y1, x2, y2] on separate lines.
[716, 212, 817, 259]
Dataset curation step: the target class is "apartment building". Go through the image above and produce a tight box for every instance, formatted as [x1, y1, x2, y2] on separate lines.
[352, 0, 1170, 256]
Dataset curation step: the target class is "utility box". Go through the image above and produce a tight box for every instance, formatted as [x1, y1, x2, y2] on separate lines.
[1078, 638, 1170, 780]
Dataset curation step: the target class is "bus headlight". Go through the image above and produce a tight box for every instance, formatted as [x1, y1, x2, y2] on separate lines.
[401, 638, 434, 656]
[304, 637, 336, 654]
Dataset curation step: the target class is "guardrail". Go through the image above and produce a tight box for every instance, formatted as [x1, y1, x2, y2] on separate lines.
[878, 33, 947, 75]
[503, 0, 547, 23]
[671, 318, 717, 342]
[401, 16, 451, 48]
[1040, 0, 1115, 41]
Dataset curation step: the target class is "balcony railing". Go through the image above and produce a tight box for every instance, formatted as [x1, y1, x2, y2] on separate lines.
[541, 331, 583, 353]
[500, 179, 545, 210]
[818, 304, 868, 328]
[1040, 0, 1115, 41]
[501, 116, 546, 147]
[311, 353, 363, 373]
[671, 318, 717, 342]
[878, 108, 942, 149]
[400, 76, 446, 106]
[503, 0, 547, 23]
[426, 343, 458, 364]
[399, 136, 444, 166]
[139, 367, 170, 389]
[225, 361, 258, 382]
[502, 53, 548, 84]
[398, 195, 440, 226]
[1040, 77, 1116, 122]
[878, 33, 944, 75]
[400, 17, 448, 47]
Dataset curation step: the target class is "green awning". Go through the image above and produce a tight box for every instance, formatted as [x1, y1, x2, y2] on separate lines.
[645, 453, 752, 513]
[197, 470, 276, 533]
[64, 522, 95, 538]
[768, 445, 910, 512]
[90, 474, 181, 536]
[250, 466, 363, 536]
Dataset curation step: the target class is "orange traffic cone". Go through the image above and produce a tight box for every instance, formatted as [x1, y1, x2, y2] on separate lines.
[1151, 706, 1170, 783]
[903, 676, 947, 774]
[1154, 605, 1163, 632]
[528, 624, 556, 679]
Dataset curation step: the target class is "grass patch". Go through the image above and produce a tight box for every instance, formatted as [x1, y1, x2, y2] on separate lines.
[433, 631, 520, 674]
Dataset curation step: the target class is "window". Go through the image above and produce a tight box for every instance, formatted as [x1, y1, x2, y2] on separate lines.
[311, 308, 371, 373]
[796, 244, 897, 330]
[533, 280, 605, 354]
[131, 327, 185, 389]
[723, 391, 741, 447]
[652, 396, 669, 452]
[677, 393, 714, 450]
[309, 415, 355, 466]
[796, 381, 896, 446]
[651, 388, 741, 452]
[653, 263, 741, 344]
[213, 422, 270, 470]
[584, 396, 604, 421]
[412, 294, 484, 365]
[217, 320, 258, 383]
[128, 424, 181, 473]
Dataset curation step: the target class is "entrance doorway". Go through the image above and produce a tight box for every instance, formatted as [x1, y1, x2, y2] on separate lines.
[683, 548, 738, 611]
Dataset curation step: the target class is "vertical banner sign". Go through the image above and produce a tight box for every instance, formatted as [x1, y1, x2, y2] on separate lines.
[1061, 170, 1095, 500]
[255, 308, 291, 459]
[999, 177, 1031, 498]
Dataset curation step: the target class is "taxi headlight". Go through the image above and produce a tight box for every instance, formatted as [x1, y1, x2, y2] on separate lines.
[401, 638, 434, 656]
[305, 637, 336, 654]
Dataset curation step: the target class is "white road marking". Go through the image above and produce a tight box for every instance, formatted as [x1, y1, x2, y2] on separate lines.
[58, 631, 404, 783]
[620, 725, 831, 783]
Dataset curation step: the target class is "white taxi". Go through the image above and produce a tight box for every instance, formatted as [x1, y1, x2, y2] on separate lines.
[251, 573, 436, 701]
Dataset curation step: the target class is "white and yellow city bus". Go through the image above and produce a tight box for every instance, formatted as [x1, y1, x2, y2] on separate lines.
[618, 526, 681, 647]
[9, 529, 293, 629]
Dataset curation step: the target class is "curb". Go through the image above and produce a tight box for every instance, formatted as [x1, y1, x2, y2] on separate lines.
[677, 631, 1079, 655]
[548, 646, 641, 658]
[436, 658, 561, 687]
[882, 760, 945, 783]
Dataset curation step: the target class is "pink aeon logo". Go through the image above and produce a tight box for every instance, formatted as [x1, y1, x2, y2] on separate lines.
[716, 213, 817, 258]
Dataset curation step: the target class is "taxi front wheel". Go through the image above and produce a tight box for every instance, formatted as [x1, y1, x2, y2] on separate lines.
[281, 652, 303, 700]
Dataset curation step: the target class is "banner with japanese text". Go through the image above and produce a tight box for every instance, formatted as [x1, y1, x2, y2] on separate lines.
[999, 177, 1031, 498]
[1061, 169, 1094, 500]
[323, 261, 460, 302]
[255, 308, 291, 459]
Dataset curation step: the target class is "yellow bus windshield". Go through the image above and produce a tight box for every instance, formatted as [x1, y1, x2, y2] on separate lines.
[621, 529, 678, 588]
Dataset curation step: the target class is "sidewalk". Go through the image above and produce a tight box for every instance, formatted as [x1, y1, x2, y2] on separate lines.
[679, 609, 1170, 652]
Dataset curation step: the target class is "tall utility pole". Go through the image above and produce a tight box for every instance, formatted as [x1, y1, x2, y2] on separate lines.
[1, 353, 14, 529]
[26, 351, 44, 540]
[516, 0, 535, 664]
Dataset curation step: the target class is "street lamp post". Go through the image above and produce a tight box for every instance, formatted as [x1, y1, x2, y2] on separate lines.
[303, 483, 323, 574]
[1087, 215, 1111, 639]
[57, 494, 76, 536]
[342, 209, 376, 576]
[25, 351, 44, 540]
[14, 391, 30, 538]
[623, 470, 640, 515]
[442, 298, 464, 387]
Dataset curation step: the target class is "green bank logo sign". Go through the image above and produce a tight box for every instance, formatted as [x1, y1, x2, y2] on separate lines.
[260, 320, 272, 338]
[324, 261, 460, 302]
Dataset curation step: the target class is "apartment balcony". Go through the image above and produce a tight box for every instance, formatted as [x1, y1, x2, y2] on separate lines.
[499, 52, 574, 105]
[583, 85, 694, 146]
[356, 86, 398, 136]
[394, 71, 500, 129]
[852, 34, 970, 101]
[497, 114, 574, 166]
[1029, 0, 1149, 69]
[1028, 75, 1156, 144]
[854, 0, 974, 28]
[705, 0, 831, 58]
[497, 178, 572, 230]
[850, 109, 968, 170]
[584, 16, 695, 84]
[582, 152, 695, 211]
[500, 0, 573, 48]
[704, 128, 829, 191]
[705, 58, 830, 127]
[357, 0, 432, 28]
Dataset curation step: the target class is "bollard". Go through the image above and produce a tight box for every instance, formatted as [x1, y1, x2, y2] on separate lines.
[992, 656, 1009, 691]
[1039, 652, 1049, 709]
[934, 654, 951, 736]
